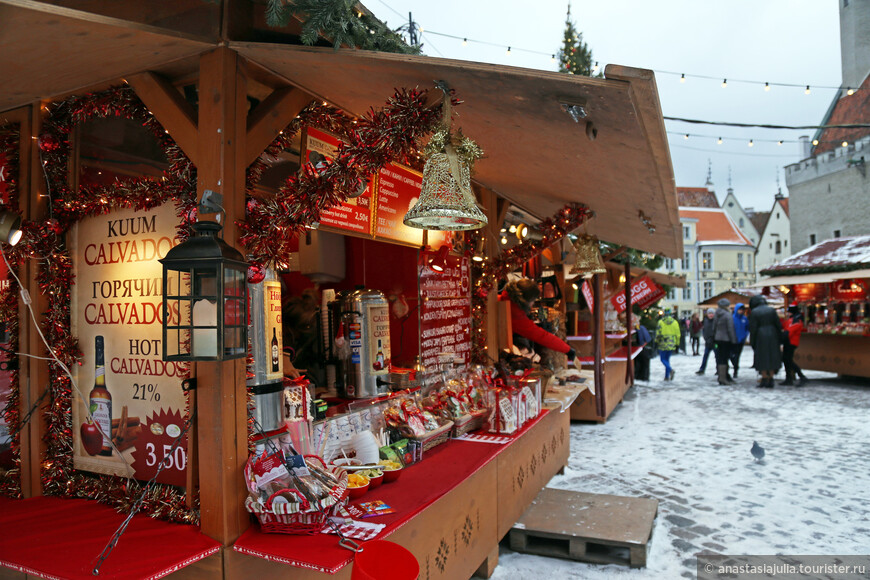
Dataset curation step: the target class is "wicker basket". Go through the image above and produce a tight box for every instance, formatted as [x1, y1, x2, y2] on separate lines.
[245, 456, 348, 535]
[406, 420, 454, 452]
[451, 410, 486, 438]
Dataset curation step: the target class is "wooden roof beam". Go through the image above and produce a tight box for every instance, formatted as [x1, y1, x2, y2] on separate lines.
[126, 72, 199, 166]
[245, 86, 315, 166]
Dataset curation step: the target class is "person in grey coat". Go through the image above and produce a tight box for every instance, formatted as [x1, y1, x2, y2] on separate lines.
[713, 298, 736, 385]
[695, 308, 716, 375]
[748, 294, 782, 388]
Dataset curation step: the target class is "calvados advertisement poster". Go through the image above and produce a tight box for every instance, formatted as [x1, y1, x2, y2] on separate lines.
[303, 127, 373, 236]
[418, 253, 472, 371]
[70, 203, 189, 487]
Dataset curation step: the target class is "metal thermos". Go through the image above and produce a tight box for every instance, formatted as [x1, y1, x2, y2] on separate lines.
[338, 289, 392, 398]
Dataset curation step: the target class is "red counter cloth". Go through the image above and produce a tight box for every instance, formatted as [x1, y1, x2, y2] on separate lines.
[0, 496, 220, 580]
[233, 410, 550, 574]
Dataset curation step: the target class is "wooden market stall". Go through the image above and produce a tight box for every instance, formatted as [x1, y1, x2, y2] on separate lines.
[567, 261, 684, 422]
[757, 235, 870, 379]
[0, 2, 682, 578]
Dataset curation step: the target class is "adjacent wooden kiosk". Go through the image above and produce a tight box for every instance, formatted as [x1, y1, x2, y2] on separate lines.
[0, 2, 683, 578]
[758, 235, 870, 379]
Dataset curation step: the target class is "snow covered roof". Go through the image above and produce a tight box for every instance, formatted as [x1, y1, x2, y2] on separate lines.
[679, 207, 754, 246]
[760, 235, 870, 276]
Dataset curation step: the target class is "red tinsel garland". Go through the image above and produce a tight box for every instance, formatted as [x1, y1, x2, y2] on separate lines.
[9, 86, 198, 524]
[240, 88, 443, 268]
[465, 203, 593, 362]
[0, 122, 22, 498]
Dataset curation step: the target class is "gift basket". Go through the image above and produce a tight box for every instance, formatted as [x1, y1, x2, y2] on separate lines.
[244, 451, 348, 534]
[421, 372, 488, 438]
[383, 394, 453, 452]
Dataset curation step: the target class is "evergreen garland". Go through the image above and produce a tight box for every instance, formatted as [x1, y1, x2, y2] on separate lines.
[266, 0, 420, 54]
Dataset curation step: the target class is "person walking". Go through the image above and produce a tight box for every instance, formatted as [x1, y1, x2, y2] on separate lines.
[747, 295, 782, 388]
[781, 303, 808, 386]
[689, 312, 702, 356]
[678, 314, 688, 355]
[713, 298, 736, 385]
[730, 303, 749, 378]
[656, 311, 681, 381]
[695, 308, 716, 375]
[633, 319, 652, 381]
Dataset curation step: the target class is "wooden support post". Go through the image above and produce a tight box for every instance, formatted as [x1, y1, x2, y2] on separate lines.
[195, 47, 250, 547]
[593, 273, 606, 418]
[625, 261, 633, 386]
[127, 72, 199, 166]
[7, 104, 51, 498]
[478, 187, 509, 361]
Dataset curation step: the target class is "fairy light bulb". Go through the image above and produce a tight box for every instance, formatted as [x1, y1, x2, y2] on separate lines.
[462, 38, 467, 46]
[506, 46, 511, 55]
[680, 73, 686, 83]
[777, 140, 783, 146]
[684, 134, 689, 140]
[764, 82, 770, 92]
[592, 61, 599, 73]
[717, 137, 723, 145]
[551, 54, 556, 62]
[748, 140, 754, 147]
[721, 78, 728, 88]
[842, 141, 849, 147]
[847, 87, 855, 96]
[805, 85, 811, 95]
[812, 139, 819, 146]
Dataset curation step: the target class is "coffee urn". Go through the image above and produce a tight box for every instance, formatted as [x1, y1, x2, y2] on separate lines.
[337, 289, 392, 398]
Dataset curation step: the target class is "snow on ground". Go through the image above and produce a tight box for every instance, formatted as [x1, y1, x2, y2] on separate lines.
[486, 348, 870, 579]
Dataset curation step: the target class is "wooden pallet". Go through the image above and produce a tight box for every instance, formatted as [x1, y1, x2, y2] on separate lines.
[509, 488, 658, 568]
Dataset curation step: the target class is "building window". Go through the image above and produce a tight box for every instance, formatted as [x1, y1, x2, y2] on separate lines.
[702, 252, 712, 270]
[664, 258, 674, 270]
[834, 230, 841, 238]
[776, 212, 780, 219]
[738, 253, 744, 271]
[809, 234, 816, 245]
[683, 283, 692, 301]
[775, 240, 782, 254]
[784, 240, 788, 248]
[739, 217, 745, 227]
[748, 254, 752, 271]
[769, 243, 773, 249]
[682, 251, 691, 270]
[667, 287, 677, 300]
[683, 226, 691, 240]
[703, 281, 713, 300]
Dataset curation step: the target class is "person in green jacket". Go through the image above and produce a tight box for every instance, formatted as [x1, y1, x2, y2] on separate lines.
[656, 311, 681, 381]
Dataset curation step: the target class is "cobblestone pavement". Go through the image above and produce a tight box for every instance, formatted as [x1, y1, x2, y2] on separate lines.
[488, 348, 870, 579]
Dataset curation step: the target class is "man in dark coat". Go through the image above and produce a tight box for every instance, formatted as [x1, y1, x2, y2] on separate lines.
[748, 295, 781, 388]
[713, 298, 736, 385]
[695, 308, 716, 375]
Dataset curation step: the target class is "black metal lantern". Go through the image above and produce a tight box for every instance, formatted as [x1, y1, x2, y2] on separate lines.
[160, 221, 248, 361]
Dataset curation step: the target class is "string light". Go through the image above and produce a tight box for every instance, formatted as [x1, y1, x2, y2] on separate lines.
[462, 38, 467, 46]
[551, 54, 556, 62]
[717, 137, 723, 145]
[812, 139, 820, 146]
[805, 85, 811, 95]
[777, 140, 783, 146]
[721, 79, 728, 88]
[764, 82, 770, 92]
[842, 141, 849, 147]
[592, 61, 599, 73]
[684, 134, 689, 140]
[506, 46, 511, 55]
[680, 73, 686, 83]
[748, 140, 754, 147]
[847, 87, 855, 95]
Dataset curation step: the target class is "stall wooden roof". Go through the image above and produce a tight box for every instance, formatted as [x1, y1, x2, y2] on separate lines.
[1, 0, 683, 258]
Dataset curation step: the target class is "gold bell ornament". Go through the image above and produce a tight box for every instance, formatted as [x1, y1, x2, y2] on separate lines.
[403, 83, 487, 231]
[570, 233, 606, 278]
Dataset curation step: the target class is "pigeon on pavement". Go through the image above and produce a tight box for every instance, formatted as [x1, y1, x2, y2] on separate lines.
[751, 441, 765, 462]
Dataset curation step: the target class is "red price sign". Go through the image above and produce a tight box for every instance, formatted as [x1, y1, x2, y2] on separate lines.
[304, 128, 373, 235]
[132, 408, 188, 487]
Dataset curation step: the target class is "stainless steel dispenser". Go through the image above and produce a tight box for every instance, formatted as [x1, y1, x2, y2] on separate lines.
[247, 268, 285, 433]
[339, 289, 392, 398]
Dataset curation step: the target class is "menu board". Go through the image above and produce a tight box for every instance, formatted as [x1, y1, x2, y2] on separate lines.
[418, 254, 472, 371]
[70, 203, 188, 487]
[374, 163, 448, 248]
[303, 127, 373, 236]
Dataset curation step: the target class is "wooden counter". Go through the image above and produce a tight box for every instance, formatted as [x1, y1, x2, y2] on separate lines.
[173, 406, 570, 580]
[794, 333, 870, 378]
[570, 359, 631, 423]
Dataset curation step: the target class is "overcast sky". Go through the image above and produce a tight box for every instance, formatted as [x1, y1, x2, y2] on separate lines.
[374, 0, 843, 213]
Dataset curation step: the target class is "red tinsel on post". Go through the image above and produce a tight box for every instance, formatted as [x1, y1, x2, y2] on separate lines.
[0, 122, 22, 499]
[465, 203, 593, 362]
[8, 86, 198, 524]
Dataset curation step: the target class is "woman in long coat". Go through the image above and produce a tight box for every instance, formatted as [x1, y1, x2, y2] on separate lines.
[748, 295, 782, 388]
